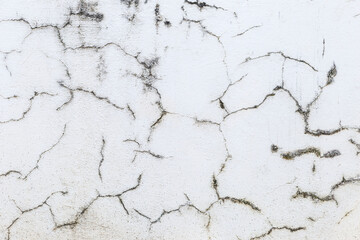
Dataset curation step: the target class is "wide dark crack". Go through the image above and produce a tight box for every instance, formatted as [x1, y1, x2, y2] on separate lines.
[280, 147, 341, 160]
[184, 0, 226, 11]
[292, 187, 337, 205]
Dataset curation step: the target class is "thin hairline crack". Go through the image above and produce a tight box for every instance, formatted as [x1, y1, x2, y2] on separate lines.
[7, 191, 68, 240]
[0, 92, 57, 124]
[54, 174, 142, 229]
[57, 81, 125, 110]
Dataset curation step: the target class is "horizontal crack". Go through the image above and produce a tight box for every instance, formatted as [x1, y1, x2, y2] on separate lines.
[58, 82, 124, 110]
[280, 147, 341, 160]
[250, 226, 306, 240]
[55, 174, 142, 229]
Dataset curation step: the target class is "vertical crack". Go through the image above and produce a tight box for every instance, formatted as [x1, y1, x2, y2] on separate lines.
[98, 137, 106, 182]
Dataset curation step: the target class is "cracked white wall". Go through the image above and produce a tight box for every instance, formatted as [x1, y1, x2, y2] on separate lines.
[1, 0, 360, 239]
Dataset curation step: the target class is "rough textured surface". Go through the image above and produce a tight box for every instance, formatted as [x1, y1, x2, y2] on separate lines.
[1, 0, 360, 239]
